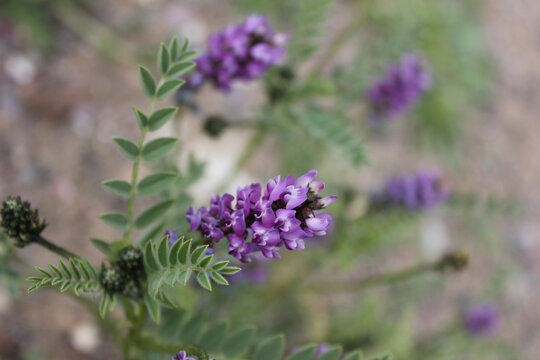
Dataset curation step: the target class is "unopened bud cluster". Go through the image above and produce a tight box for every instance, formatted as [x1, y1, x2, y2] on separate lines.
[0, 196, 46, 247]
[100, 246, 145, 299]
[436, 250, 469, 272]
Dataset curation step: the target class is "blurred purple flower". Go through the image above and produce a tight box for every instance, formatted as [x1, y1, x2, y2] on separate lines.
[465, 304, 499, 335]
[195, 15, 287, 91]
[371, 170, 449, 211]
[367, 53, 431, 121]
[186, 170, 335, 262]
[164, 228, 182, 247]
[171, 350, 196, 360]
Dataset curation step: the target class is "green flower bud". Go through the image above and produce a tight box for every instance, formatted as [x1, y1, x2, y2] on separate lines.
[436, 250, 469, 272]
[203, 115, 229, 138]
[0, 196, 46, 247]
[117, 246, 144, 278]
[100, 265, 126, 295]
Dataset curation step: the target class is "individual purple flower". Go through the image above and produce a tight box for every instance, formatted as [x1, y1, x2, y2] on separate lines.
[186, 170, 336, 262]
[371, 170, 449, 211]
[164, 228, 182, 247]
[171, 350, 196, 360]
[367, 53, 431, 121]
[195, 15, 287, 91]
[465, 304, 499, 335]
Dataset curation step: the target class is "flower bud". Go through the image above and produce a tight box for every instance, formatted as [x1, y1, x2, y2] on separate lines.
[99, 265, 126, 295]
[117, 246, 144, 278]
[0, 196, 46, 247]
[436, 250, 469, 272]
[203, 115, 228, 138]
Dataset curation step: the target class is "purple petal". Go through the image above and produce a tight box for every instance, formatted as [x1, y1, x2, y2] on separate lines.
[294, 169, 317, 188]
[319, 195, 337, 208]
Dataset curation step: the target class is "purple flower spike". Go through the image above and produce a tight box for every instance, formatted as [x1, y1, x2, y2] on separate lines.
[372, 170, 449, 211]
[367, 53, 431, 121]
[465, 304, 499, 335]
[185, 170, 336, 262]
[194, 15, 287, 91]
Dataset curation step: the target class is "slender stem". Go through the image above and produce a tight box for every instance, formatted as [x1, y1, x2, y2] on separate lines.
[124, 127, 149, 241]
[310, 0, 374, 76]
[124, 93, 159, 243]
[65, 291, 122, 343]
[36, 236, 80, 259]
[215, 125, 267, 193]
[307, 261, 436, 293]
[50, 0, 135, 64]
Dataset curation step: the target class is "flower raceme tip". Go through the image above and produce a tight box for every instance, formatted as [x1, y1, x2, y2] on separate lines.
[192, 15, 287, 91]
[367, 53, 431, 121]
[186, 169, 336, 262]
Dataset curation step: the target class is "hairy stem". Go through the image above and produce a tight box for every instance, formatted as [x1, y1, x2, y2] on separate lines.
[310, 0, 374, 76]
[215, 125, 267, 193]
[36, 236, 80, 259]
[124, 90, 160, 243]
[308, 261, 437, 293]
[50, 0, 135, 64]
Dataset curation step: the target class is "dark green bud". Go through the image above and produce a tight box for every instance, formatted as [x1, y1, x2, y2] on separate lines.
[436, 250, 469, 272]
[117, 246, 144, 278]
[122, 279, 143, 300]
[1, 196, 46, 247]
[203, 115, 229, 138]
[265, 66, 295, 103]
[100, 265, 126, 295]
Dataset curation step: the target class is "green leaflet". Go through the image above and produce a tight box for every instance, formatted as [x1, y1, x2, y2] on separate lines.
[318, 346, 343, 360]
[137, 172, 176, 195]
[167, 62, 196, 78]
[221, 327, 256, 358]
[199, 322, 228, 352]
[156, 79, 185, 100]
[101, 179, 132, 198]
[157, 43, 170, 75]
[112, 137, 139, 161]
[343, 351, 363, 360]
[255, 334, 285, 360]
[100, 212, 128, 231]
[139, 66, 156, 97]
[141, 137, 178, 162]
[134, 200, 174, 229]
[147, 107, 178, 131]
[133, 106, 148, 129]
[286, 344, 317, 360]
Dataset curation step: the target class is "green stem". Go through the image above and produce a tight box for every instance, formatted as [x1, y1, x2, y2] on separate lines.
[124, 92, 159, 243]
[310, 1, 374, 76]
[65, 291, 122, 343]
[308, 261, 436, 293]
[215, 125, 267, 193]
[36, 236, 80, 259]
[50, 0, 135, 64]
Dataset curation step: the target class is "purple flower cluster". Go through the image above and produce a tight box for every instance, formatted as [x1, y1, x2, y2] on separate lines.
[367, 53, 431, 120]
[186, 170, 336, 262]
[372, 170, 449, 211]
[194, 15, 287, 91]
[465, 304, 499, 335]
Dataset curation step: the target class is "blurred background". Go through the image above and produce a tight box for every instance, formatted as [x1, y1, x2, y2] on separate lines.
[0, 0, 539, 359]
